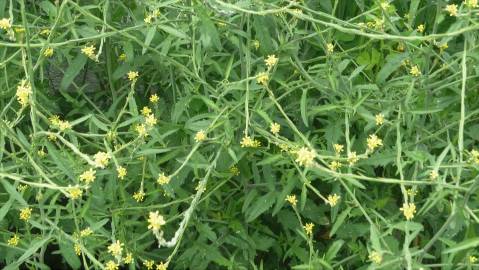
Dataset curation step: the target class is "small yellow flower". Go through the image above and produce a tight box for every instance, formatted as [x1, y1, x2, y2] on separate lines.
[256, 72, 269, 85]
[135, 123, 148, 137]
[270, 122, 280, 135]
[107, 240, 124, 257]
[429, 170, 439, 181]
[93, 151, 110, 168]
[326, 43, 334, 53]
[68, 186, 83, 200]
[397, 43, 405, 52]
[252, 40, 260, 50]
[229, 165, 240, 176]
[145, 114, 157, 126]
[105, 260, 119, 270]
[19, 207, 32, 221]
[144, 260, 155, 270]
[417, 24, 425, 33]
[470, 149, 479, 164]
[329, 161, 342, 171]
[81, 45, 96, 60]
[124, 252, 134, 264]
[117, 166, 127, 180]
[400, 202, 416, 220]
[38, 149, 46, 157]
[367, 134, 383, 152]
[17, 184, 28, 192]
[333, 144, 344, 155]
[144, 15, 154, 24]
[438, 43, 448, 53]
[465, 0, 478, 8]
[16, 79, 32, 107]
[265, 55, 279, 69]
[80, 227, 93, 237]
[375, 113, 385, 126]
[58, 120, 72, 131]
[118, 53, 126, 62]
[303, 223, 314, 236]
[150, 94, 159, 103]
[470, 255, 478, 263]
[43, 47, 54, 57]
[194, 130, 207, 142]
[380, 1, 390, 10]
[240, 135, 255, 148]
[133, 190, 145, 202]
[141, 106, 152, 116]
[74, 243, 81, 255]
[326, 194, 340, 207]
[127, 71, 139, 81]
[369, 251, 383, 264]
[406, 188, 417, 196]
[148, 211, 166, 231]
[79, 168, 96, 184]
[445, 4, 458, 16]
[156, 262, 168, 270]
[0, 18, 12, 30]
[410, 65, 421, 77]
[157, 173, 171, 185]
[295, 147, 316, 167]
[7, 234, 19, 246]
[40, 29, 51, 36]
[286, 194, 297, 207]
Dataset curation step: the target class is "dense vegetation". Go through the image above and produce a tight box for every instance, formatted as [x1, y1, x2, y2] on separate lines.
[1, 0, 479, 269]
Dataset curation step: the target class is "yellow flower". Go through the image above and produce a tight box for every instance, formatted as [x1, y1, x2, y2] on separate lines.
[471, 149, 479, 164]
[326, 43, 334, 53]
[74, 243, 81, 255]
[58, 120, 72, 131]
[194, 130, 207, 142]
[380, 1, 390, 10]
[156, 262, 168, 270]
[445, 4, 458, 16]
[16, 79, 32, 107]
[144, 15, 154, 24]
[157, 173, 171, 185]
[0, 18, 12, 30]
[38, 149, 46, 157]
[240, 135, 254, 148]
[326, 194, 340, 206]
[256, 72, 269, 85]
[141, 106, 152, 116]
[17, 184, 28, 192]
[68, 186, 83, 200]
[133, 190, 145, 202]
[127, 71, 139, 81]
[117, 166, 127, 180]
[93, 151, 110, 168]
[333, 144, 344, 155]
[148, 211, 166, 231]
[369, 251, 382, 264]
[410, 65, 421, 77]
[80, 227, 93, 237]
[144, 260, 155, 270]
[264, 55, 279, 69]
[406, 188, 417, 196]
[107, 240, 124, 257]
[470, 255, 478, 263]
[135, 123, 148, 137]
[303, 223, 314, 236]
[229, 165, 240, 176]
[145, 114, 157, 126]
[465, 0, 478, 8]
[40, 29, 51, 36]
[48, 134, 57, 141]
[19, 207, 32, 221]
[429, 170, 439, 181]
[295, 147, 316, 167]
[43, 47, 54, 57]
[438, 43, 448, 53]
[329, 161, 342, 171]
[286, 194, 297, 207]
[375, 113, 385, 126]
[124, 252, 134, 264]
[417, 24, 425, 33]
[150, 94, 159, 103]
[105, 260, 119, 270]
[270, 122, 280, 135]
[366, 134, 383, 152]
[252, 40, 260, 50]
[348, 152, 359, 165]
[7, 234, 19, 246]
[118, 53, 126, 62]
[79, 168, 96, 184]
[81, 45, 96, 60]
[400, 202, 416, 220]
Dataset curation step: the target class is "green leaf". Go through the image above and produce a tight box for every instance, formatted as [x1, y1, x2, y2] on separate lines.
[58, 237, 81, 269]
[60, 54, 88, 90]
[443, 237, 479, 254]
[246, 192, 275, 222]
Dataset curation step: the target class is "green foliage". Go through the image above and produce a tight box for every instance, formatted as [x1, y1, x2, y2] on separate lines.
[1, 0, 479, 269]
